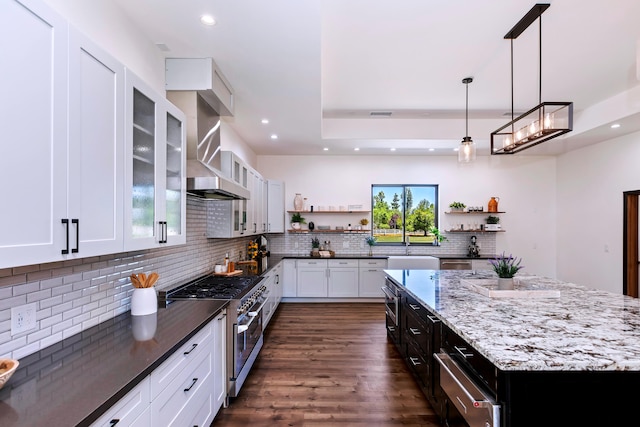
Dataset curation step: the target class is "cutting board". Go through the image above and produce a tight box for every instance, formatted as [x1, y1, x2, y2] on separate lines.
[213, 270, 243, 277]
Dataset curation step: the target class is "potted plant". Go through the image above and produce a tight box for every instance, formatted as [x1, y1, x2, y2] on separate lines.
[489, 252, 524, 290]
[365, 236, 377, 256]
[359, 218, 369, 230]
[485, 215, 501, 231]
[311, 237, 320, 255]
[291, 212, 306, 230]
[449, 201, 466, 212]
[429, 226, 448, 245]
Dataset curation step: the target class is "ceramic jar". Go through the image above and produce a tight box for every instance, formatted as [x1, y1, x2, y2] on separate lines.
[294, 193, 303, 211]
[131, 287, 158, 316]
[488, 197, 500, 213]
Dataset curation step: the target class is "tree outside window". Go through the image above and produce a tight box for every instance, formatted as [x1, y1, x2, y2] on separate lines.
[371, 185, 438, 244]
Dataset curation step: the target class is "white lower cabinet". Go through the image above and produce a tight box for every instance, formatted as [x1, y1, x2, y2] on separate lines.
[92, 312, 226, 427]
[282, 259, 297, 297]
[358, 259, 388, 297]
[90, 379, 150, 427]
[297, 259, 328, 297]
[472, 259, 493, 270]
[328, 259, 359, 297]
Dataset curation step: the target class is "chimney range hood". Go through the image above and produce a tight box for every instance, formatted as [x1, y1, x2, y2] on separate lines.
[166, 58, 248, 199]
[166, 90, 249, 200]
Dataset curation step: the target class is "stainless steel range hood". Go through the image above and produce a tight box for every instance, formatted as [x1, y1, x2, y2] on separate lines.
[167, 91, 249, 200]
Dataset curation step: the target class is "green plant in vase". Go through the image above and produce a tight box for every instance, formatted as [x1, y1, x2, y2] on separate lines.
[365, 236, 377, 256]
[291, 212, 306, 230]
[429, 226, 448, 245]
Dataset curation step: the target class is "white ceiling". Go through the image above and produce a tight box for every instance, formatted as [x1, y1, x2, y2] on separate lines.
[112, 0, 640, 157]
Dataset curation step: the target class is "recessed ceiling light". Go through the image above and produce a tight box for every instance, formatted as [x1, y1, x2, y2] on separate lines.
[354, 148, 360, 151]
[428, 148, 435, 152]
[261, 119, 269, 124]
[200, 15, 216, 26]
[323, 147, 329, 151]
[611, 123, 621, 129]
[390, 148, 396, 152]
[270, 134, 278, 140]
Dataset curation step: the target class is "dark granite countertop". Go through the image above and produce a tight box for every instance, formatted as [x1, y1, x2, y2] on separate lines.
[0, 299, 228, 427]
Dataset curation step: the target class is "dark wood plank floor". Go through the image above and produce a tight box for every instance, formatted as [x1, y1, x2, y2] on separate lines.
[212, 303, 440, 426]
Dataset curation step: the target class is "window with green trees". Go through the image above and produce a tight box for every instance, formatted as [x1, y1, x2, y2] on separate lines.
[371, 184, 439, 244]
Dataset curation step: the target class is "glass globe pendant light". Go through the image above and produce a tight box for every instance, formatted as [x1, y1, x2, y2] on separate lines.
[458, 77, 476, 163]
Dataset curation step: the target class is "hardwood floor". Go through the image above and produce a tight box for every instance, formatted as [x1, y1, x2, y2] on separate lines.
[212, 303, 441, 426]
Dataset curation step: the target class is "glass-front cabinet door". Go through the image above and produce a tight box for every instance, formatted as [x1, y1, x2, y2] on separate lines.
[124, 70, 186, 250]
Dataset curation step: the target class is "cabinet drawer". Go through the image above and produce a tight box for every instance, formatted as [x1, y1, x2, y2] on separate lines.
[150, 323, 212, 399]
[297, 259, 328, 268]
[404, 309, 429, 356]
[90, 378, 150, 427]
[151, 348, 213, 427]
[358, 259, 387, 268]
[328, 259, 358, 268]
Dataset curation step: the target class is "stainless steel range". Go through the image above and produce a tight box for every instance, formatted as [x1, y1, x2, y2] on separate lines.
[159, 273, 267, 399]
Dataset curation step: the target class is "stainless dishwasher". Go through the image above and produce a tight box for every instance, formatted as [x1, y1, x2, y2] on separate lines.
[439, 259, 472, 270]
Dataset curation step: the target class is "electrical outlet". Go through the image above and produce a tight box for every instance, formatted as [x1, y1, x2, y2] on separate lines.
[11, 303, 37, 336]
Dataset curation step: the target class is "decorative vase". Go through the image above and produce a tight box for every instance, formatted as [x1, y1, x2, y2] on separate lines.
[131, 287, 158, 316]
[368, 247, 373, 256]
[291, 222, 301, 230]
[308, 221, 315, 231]
[488, 197, 500, 213]
[294, 193, 304, 211]
[497, 277, 515, 290]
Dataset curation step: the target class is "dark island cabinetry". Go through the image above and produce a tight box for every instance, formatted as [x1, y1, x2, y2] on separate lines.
[400, 292, 445, 420]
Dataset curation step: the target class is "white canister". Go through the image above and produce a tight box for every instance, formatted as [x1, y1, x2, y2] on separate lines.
[131, 287, 158, 316]
[131, 312, 157, 341]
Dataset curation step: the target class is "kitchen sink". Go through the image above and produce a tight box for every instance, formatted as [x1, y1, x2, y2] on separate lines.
[387, 255, 440, 270]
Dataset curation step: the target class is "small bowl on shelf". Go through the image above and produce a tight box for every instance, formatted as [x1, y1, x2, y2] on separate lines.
[0, 359, 19, 390]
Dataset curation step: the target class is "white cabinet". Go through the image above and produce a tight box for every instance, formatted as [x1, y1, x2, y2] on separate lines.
[0, 0, 128, 269]
[472, 259, 493, 270]
[90, 378, 150, 427]
[267, 180, 285, 233]
[212, 311, 227, 414]
[263, 262, 283, 328]
[328, 259, 359, 297]
[124, 71, 186, 251]
[297, 259, 328, 297]
[358, 259, 387, 297]
[67, 27, 125, 258]
[282, 259, 297, 297]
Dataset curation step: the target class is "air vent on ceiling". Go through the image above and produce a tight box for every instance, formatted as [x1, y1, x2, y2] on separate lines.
[370, 111, 393, 117]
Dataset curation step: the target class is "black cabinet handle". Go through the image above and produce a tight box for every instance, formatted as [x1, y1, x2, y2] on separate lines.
[61, 219, 69, 254]
[183, 377, 198, 392]
[183, 343, 197, 355]
[158, 221, 167, 243]
[109, 420, 120, 426]
[72, 219, 79, 253]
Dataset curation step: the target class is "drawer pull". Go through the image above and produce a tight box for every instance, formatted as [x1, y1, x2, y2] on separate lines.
[184, 377, 198, 392]
[426, 314, 440, 323]
[409, 327, 421, 336]
[409, 304, 420, 311]
[454, 345, 474, 358]
[109, 420, 120, 426]
[183, 343, 198, 355]
[409, 357, 422, 366]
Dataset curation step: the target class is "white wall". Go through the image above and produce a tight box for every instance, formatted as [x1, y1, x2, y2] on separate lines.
[258, 154, 558, 277]
[556, 130, 640, 293]
[43, 0, 165, 93]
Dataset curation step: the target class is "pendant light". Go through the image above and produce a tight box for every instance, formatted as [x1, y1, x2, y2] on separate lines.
[490, 3, 573, 154]
[458, 77, 476, 163]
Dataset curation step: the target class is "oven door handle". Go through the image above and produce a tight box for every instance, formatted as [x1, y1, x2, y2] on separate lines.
[237, 299, 268, 334]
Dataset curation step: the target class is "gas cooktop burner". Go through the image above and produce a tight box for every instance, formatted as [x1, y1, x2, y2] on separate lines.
[165, 274, 263, 300]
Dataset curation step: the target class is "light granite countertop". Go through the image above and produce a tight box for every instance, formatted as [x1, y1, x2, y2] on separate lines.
[385, 269, 640, 372]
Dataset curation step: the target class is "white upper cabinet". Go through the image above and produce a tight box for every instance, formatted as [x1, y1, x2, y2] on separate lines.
[267, 180, 285, 233]
[124, 71, 186, 250]
[1, 0, 128, 267]
[0, 0, 69, 269]
[67, 27, 125, 258]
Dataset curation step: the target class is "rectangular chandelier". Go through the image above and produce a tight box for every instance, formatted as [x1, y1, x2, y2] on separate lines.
[490, 101, 573, 154]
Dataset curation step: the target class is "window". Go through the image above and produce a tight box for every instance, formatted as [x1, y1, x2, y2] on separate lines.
[371, 184, 439, 244]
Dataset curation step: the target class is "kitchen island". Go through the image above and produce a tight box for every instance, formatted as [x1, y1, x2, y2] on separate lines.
[386, 269, 640, 426]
